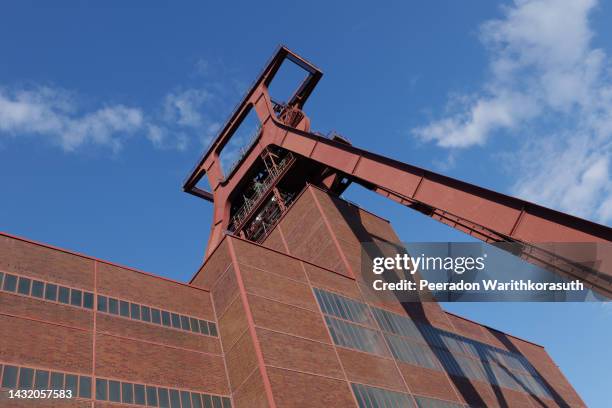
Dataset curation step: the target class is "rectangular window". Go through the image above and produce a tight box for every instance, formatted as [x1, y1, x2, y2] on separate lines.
[34, 370, 49, 390]
[109, 298, 119, 314]
[0, 272, 3, 287]
[170, 389, 181, 408]
[120, 300, 130, 317]
[325, 316, 387, 356]
[97, 295, 108, 312]
[3, 274, 17, 292]
[141, 306, 151, 322]
[180, 315, 191, 331]
[351, 383, 414, 408]
[131, 303, 141, 320]
[222, 397, 231, 408]
[161, 311, 171, 326]
[151, 308, 161, 324]
[212, 396, 223, 408]
[45, 283, 58, 301]
[314, 288, 373, 326]
[199, 320, 210, 336]
[171, 313, 181, 328]
[31, 280, 45, 298]
[79, 376, 92, 398]
[122, 382, 134, 404]
[190, 317, 200, 333]
[83, 292, 94, 309]
[50, 372, 64, 389]
[18, 367, 34, 389]
[108, 380, 121, 402]
[208, 322, 218, 337]
[192, 393, 203, 408]
[181, 391, 193, 408]
[413, 396, 465, 408]
[158, 387, 170, 408]
[65, 374, 78, 395]
[134, 383, 146, 405]
[146, 385, 158, 406]
[202, 395, 213, 408]
[2, 365, 18, 388]
[58, 286, 70, 304]
[96, 378, 108, 401]
[70, 289, 82, 307]
[17, 277, 31, 295]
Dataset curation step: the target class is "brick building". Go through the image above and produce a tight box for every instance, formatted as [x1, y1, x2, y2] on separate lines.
[0, 47, 592, 407]
[0, 185, 586, 407]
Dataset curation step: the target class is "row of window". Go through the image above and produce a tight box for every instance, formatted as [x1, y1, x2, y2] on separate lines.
[351, 383, 467, 408]
[0, 363, 231, 408]
[1, 364, 91, 399]
[97, 295, 217, 337]
[0, 271, 217, 338]
[372, 307, 534, 375]
[95, 377, 230, 408]
[316, 286, 536, 376]
[0, 272, 94, 309]
[314, 288, 552, 400]
[385, 333, 551, 398]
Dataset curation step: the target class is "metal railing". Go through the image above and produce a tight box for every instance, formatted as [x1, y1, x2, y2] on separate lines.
[228, 153, 294, 231]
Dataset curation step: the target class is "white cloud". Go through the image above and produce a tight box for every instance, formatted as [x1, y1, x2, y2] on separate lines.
[163, 89, 211, 128]
[412, 0, 612, 223]
[0, 83, 223, 153]
[0, 86, 143, 152]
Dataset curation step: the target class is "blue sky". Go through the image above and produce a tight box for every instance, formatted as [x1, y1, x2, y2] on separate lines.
[1, 1, 611, 406]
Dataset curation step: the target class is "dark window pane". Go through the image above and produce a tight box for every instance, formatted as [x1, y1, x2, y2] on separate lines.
[151, 308, 161, 324]
[17, 277, 31, 295]
[31, 280, 44, 298]
[180, 315, 191, 331]
[70, 289, 82, 307]
[83, 292, 94, 309]
[199, 320, 210, 336]
[79, 376, 92, 398]
[141, 306, 151, 322]
[212, 396, 223, 408]
[109, 298, 119, 314]
[50, 372, 64, 389]
[134, 384, 146, 405]
[170, 389, 181, 408]
[96, 378, 108, 401]
[97, 295, 108, 312]
[109, 380, 121, 402]
[34, 370, 49, 390]
[162, 311, 171, 326]
[122, 382, 134, 403]
[131, 303, 141, 320]
[202, 395, 213, 408]
[3, 274, 17, 292]
[45, 283, 58, 301]
[2, 365, 18, 388]
[190, 318, 200, 333]
[181, 391, 192, 408]
[171, 313, 181, 328]
[18, 367, 34, 389]
[120, 300, 130, 317]
[65, 374, 78, 394]
[146, 385, 158, 406]
[0, 272, 3, 287]
[208, 322, 218, 337]
[222, 397, 232, 408]
[192, 393, 203, 408]
[58, 286, 70, 304]
[158, 388, 170, 408]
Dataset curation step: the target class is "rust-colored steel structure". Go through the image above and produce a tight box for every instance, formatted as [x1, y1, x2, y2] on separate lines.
[184, 46, 612, 298]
